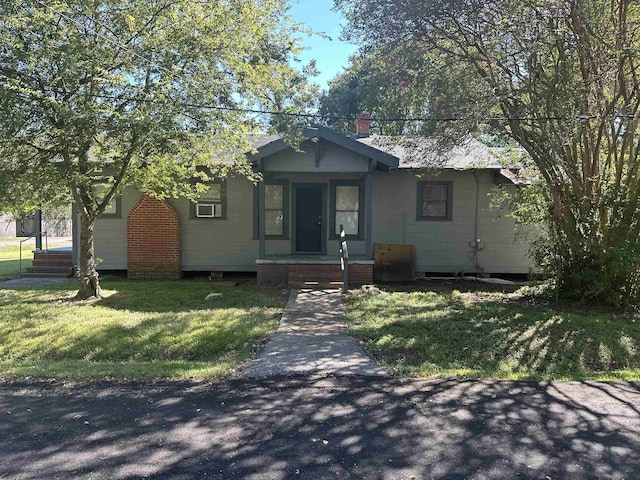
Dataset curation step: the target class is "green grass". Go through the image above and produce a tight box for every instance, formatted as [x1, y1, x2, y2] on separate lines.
[0, 280, 285, 380]
[0, 244, 34, 281]
[344, 284, 640, 381]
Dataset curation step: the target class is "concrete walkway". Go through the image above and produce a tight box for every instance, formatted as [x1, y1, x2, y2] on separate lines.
[0, 277, 73, 287]
[243, 289, 387, 378]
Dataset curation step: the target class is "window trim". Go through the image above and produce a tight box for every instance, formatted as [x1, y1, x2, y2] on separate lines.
[416, 180, 453, 221]
[330, 179, 365, 240]
[191, 182, 227, 220]
[253, 179, 290, 240]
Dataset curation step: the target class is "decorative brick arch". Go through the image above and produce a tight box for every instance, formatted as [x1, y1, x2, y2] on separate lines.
[127, 194, 181, 280]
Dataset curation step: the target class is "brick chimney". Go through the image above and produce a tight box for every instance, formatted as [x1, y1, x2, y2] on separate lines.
[355, 112, 371, 137]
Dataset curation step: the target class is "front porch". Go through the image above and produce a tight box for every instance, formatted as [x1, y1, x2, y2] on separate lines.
[252, 127, 397, 289]
[256, 256, 373, 289]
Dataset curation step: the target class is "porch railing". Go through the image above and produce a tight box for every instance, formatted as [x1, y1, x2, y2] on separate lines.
[19, 231, 48, 278]
[338, 224, 348, 293]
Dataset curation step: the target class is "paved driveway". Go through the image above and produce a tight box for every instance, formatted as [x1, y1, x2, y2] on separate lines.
[0, 377, 638, 479]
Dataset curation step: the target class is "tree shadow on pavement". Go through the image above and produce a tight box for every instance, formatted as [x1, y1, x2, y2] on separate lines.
[0, 376, 638, 479]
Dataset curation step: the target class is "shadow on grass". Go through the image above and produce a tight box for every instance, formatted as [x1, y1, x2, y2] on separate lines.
[96, 280, 285, 313]
[0, 281, 285, 367]
[0, 376, 638, 479]
[345, 285, 640, 379]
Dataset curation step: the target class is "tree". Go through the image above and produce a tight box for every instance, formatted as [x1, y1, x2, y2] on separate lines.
[319, 47, 505, 142]
[337, 0, 640, 307]
[318, 52, 421, 135]
[0, 0, 314, 298]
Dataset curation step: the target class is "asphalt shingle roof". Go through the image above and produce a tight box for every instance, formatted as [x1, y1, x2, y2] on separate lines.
[355, 136, 523, 170]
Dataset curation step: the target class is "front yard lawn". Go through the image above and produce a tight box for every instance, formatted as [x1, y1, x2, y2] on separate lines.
[0, 244, 33, 281]
[344, 282, 640, 381]
[0, 280, 285, 380]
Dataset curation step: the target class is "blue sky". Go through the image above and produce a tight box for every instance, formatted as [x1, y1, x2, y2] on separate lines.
[288, 0, 358, 91]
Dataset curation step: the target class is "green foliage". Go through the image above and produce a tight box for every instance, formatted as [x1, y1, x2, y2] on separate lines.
[336, 0, 640, 307]
[319, 48, 501, 137]
[0, 0, 315, 291]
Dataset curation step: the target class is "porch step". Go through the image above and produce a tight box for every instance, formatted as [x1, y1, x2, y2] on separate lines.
[26, 250, 75, 277]
[28, 260, 75, 268]
[287, 264, 344, 289]
[33, 250, 73, 261]
[25, 266, 75, 277]
[22, 271, 75, 278]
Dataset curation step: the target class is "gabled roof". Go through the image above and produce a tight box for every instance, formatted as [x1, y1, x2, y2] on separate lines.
[247, 127, 399, 171]
[355, 136, 525, 170]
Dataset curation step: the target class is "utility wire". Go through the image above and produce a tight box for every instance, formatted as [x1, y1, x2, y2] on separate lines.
[19, 2, 640, 125]
[12, 89, 639, 123]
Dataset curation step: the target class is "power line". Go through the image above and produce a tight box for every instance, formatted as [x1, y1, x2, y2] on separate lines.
[17, 3, 640, 126]
[11, 89, 638, 123]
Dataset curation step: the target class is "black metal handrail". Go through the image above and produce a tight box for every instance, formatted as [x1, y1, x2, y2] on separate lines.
[338, 224, 349, 293]
[19, 231, 48, 278]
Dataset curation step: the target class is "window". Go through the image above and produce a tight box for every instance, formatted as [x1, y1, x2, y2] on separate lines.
[94, 184, 120, 218]
[194, 183, 226, 219]
[253, 180, 289, 239]
[330, 180, 365, 239]
[265, 184, 285, 236]
[417, 181, 453, 221]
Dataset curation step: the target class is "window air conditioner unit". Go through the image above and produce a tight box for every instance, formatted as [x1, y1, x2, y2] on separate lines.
[196, 203, 222, 218]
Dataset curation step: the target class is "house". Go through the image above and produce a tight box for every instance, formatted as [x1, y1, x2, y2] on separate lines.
[86, 117, 535, 286]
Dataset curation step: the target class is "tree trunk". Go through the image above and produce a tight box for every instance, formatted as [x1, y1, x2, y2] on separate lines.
[76, 211, 102, 299]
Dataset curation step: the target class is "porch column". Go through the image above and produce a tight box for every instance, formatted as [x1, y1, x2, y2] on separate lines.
[365, 166, 374, 259]
[258, 177, 266, 259]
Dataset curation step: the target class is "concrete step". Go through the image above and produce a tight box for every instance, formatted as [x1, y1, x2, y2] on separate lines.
[32, 256, 73, 264]
[31, 259, 74, 266]
[26, 266, 75, 275]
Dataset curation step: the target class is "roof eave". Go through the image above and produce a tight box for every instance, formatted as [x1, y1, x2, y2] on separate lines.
[247, 127, 400, 169]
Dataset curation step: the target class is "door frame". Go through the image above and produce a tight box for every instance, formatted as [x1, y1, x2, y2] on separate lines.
[291, 183, 327, 254]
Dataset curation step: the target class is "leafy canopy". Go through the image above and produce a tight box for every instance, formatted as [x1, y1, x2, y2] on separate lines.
[0, 0, 315, 296]
[0, 0, 315, 215]
[336, 0, 640, 307]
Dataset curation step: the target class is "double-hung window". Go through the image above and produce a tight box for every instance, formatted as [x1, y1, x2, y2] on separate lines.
[265, 183, 286, 236]
[194, 183, 226, 219]
[330, 180, 365, 239]
[417, 181, 453, 221]
[253, 180, 289, 239]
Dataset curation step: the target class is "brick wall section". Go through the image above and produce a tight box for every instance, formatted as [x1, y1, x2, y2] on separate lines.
[348, 263, 373, 286]
[257, 263, 373, 288]
[257, 264, 289, 286]
[127, 194, 180, 279]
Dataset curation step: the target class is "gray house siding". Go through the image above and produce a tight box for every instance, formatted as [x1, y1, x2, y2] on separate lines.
[93, 187, 139, 269]
[92, 137, 533, 275]
[263, 140, 370, 173]
[373, 169, 532, 275]
[94, 178, 260, 271]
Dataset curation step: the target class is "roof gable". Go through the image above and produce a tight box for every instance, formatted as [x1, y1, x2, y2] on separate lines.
[248, 127, 399, 171]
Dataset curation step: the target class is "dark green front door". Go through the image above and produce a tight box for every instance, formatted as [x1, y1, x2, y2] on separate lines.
[296, 185, 323, 252]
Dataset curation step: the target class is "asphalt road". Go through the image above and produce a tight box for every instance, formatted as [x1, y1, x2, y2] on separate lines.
[0, 376, 638, 479]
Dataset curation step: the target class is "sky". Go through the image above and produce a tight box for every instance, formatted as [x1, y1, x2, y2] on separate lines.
[288, 0, 359, 91]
